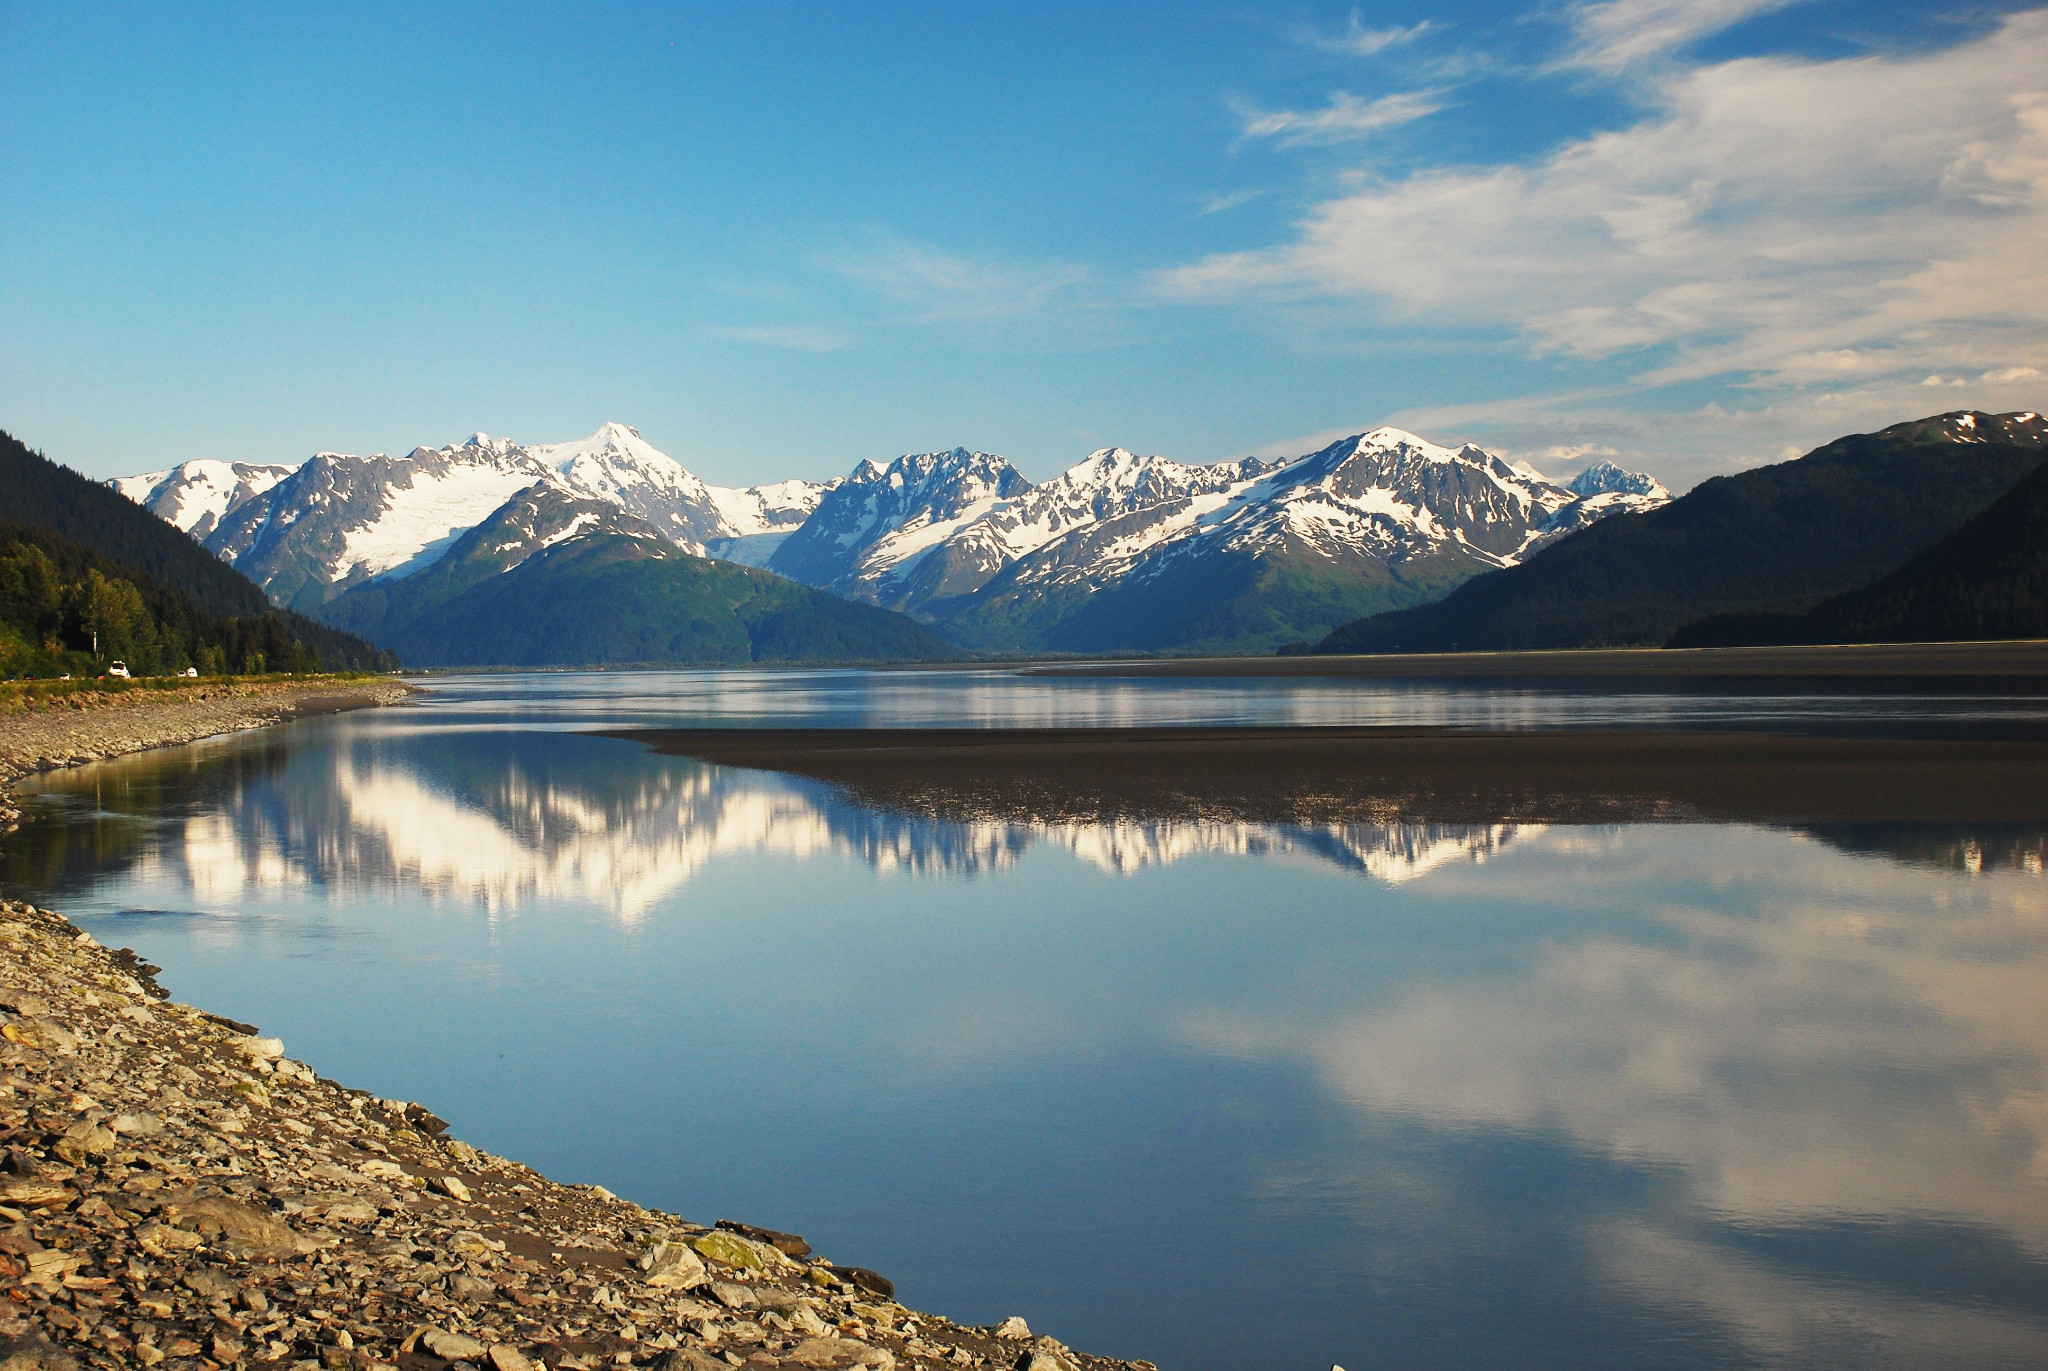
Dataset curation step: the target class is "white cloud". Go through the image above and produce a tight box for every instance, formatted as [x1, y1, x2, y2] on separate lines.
[1161, 11, 2048, 455]
[1196, 188, 1266, 216]
[1297, 11, 1437, 58]
[1568, 0, 1806, 72]
[1983, 364, 2044, 382]
[1232, 89, 1447, 149]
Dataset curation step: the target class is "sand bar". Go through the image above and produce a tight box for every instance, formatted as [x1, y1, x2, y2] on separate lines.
[603, 726, 2048, 826]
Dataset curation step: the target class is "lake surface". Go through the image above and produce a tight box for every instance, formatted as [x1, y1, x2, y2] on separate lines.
[7, 669, 2048, 1370]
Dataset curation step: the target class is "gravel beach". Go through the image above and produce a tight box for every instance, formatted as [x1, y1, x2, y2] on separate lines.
[0, 682, 1138, 1371]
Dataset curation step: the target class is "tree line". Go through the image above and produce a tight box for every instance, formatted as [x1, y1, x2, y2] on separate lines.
[0, 522, 348, 676]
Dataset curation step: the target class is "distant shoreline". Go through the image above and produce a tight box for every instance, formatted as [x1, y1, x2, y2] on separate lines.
[398, 640, 2048, 680]
[602, 725, 2048, 826]
[1013, 640, 2048, 680]
[0, 676, 415, 830]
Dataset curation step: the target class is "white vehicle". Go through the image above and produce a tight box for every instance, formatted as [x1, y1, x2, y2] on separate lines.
[182, 666, 199, 677]
[107, 662, 130, 679]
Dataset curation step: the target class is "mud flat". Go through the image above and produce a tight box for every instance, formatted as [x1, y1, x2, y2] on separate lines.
[603, 727, 2048, 827]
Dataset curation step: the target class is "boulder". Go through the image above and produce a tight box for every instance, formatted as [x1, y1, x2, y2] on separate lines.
[715, 1219, 812, 1258]
[161, 1195, 311, 1257]
[422, 1329, 487, 1361]
[639, 1240, 708, 1290]
[781, 1338, 895, 1370]
[690, 1229, 780, 1272]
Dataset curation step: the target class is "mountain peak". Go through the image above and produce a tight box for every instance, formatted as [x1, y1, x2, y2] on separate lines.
[1355, 426, 1441, 453]
[1568, 460, 1668, 499]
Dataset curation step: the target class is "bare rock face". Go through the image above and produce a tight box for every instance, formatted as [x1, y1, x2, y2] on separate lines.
[0, 895, 1145, 1371]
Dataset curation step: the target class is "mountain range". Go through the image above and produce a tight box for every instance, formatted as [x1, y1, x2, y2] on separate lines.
[112, 423, 1668, 658]
[1315, 410, 2048, 655]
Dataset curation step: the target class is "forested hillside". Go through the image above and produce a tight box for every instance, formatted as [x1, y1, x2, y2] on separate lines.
[322, 530, 955, 668]
[0, 431, 396, 671]
[1671, 457, 2048, 647]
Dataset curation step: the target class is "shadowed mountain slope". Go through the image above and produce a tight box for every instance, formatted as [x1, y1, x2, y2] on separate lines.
[1316, 411, 2048, 655]
[1671, 455, 2048, 648]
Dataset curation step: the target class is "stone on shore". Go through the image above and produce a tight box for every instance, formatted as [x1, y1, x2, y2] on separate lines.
[0, 885, 1146, 1371]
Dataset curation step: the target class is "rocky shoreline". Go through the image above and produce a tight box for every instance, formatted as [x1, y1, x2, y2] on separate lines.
[0, 682, 1143, 1371]
[0, 680, 417, 835]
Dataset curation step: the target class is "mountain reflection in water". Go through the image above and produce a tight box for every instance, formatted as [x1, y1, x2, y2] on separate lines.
[8, 731, 1552, 916]
[12, 730, 2039, 918]
[5, 709, 2048, 1370]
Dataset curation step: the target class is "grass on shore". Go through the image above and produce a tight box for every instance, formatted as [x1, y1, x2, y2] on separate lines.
[0, 670, 394, 715]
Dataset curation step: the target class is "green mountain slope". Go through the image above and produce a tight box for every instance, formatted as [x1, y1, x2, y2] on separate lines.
[1316, 411, 2048, 656]
[317, 526, 956, 667]
[1671, 457, 2048, 647]
[0, 429, 395, 669]
[939, 544, 1477, 657]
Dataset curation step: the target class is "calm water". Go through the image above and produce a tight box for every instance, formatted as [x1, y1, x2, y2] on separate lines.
[6, 669, 2048, 1370]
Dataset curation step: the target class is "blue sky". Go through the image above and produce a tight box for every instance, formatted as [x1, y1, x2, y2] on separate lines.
[3, 1, 2044, 490]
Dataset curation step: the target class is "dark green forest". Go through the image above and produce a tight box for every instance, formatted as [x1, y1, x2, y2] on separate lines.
[0, 430, 395, 674]
[1671, 457, 2048, 647]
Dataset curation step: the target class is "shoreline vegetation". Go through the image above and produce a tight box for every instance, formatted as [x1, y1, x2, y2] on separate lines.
[0, 677, 1136, 1371]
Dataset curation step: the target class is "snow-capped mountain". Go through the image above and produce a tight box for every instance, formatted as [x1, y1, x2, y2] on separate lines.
[109, 460, 298, 541]
[760, 427, 1667, 650]
[110, 419, 1665, 654]
[766, 448, 1033, 602]
[533, 421, 836, 552]
[1569, 460, 1670, 499]
[199, 435, 560, 609]
[112, 424, 835, 610]
[881, 448, 1287, 614]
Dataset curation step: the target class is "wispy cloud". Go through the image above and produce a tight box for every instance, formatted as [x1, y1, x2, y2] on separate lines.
[1161, 10, 2048, 437]
[1296, 11, 1437, 58]
[707, 324, 854, 353]
[1232, 89, 1448, 149]
[823, 234, 1094, 324]
[1565, 0, 1805, 72]
[1196, 188, 1266, 216]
